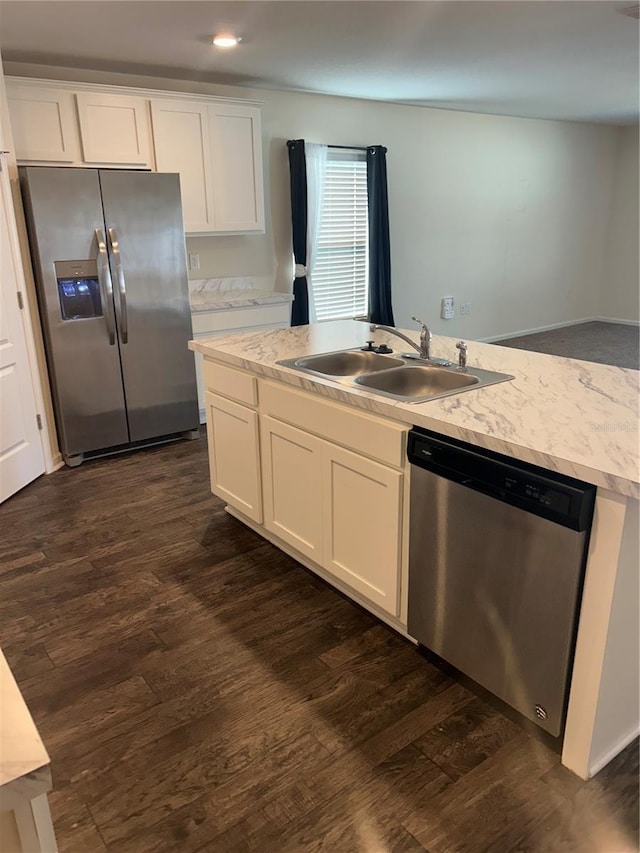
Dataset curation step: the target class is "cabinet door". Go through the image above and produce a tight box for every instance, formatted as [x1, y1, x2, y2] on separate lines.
[206, 391, 262, 523]
[6, 85, 79, 163]
[76, 92, 153, 166]
[208, 104, 264, 232]
[323, 444, 402, 616]
[261, 415, 323, 563]
[150, 99, 215, 233]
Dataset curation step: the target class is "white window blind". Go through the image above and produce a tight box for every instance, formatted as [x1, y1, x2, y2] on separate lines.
[312, 151, 368, 322]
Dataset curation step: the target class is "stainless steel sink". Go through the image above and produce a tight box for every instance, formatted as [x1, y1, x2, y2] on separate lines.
[291, 350, 404, 376]
[355, 364, 479, 399]
[277, 348, 514, 403]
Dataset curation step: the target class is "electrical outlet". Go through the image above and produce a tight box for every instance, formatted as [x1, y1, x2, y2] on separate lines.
[460, 302, 472, 315]
[440, 296, 455, 320]
[189, 253, 200, 271]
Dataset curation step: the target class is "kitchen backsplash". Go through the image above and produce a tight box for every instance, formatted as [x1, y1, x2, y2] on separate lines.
[189, 277, 255, 296]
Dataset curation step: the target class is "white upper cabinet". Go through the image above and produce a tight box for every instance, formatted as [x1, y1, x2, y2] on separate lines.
[6, 81, 153, 168]
[6, 78, 265, 235]
[6, 84, 80, 163]
[75, 92, 153, 166]
[150, 99, 215, 233]
[151, 98, 265, 234]
[208, 104, 264, 233]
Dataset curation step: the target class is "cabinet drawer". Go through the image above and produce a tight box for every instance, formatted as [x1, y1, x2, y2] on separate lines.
[203, 360, 257, 407]
[260, 380, 407, 469]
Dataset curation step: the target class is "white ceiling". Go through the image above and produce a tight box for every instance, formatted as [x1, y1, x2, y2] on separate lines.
[0, 1, 638, 124]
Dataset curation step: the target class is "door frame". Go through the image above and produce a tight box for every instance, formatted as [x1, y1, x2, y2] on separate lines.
[0, 61, 61, 475]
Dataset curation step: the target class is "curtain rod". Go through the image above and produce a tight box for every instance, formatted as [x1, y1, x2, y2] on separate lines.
[287, 140, 386, 153]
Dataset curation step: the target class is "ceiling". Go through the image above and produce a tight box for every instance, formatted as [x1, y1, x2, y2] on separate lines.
[0, 1, 638, 124]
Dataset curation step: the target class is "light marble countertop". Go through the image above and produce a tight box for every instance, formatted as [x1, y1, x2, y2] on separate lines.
[0, 650, 51, 805]
[188, 277, 293, 312]
[189, 320, 640, 499]
[190, 290, 294, 312]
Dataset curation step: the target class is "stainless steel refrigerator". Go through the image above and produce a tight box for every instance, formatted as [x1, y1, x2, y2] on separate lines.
[20, 166, 199, 467]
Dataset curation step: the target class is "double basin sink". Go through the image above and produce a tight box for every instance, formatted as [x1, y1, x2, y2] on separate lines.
[277, 348, 514, 404]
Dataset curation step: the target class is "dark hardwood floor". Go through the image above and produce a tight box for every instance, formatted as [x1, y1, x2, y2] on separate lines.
[1, 430, 637, 852]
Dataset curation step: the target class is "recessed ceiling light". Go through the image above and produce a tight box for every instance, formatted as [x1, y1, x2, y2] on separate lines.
[212, 34, 241, 48]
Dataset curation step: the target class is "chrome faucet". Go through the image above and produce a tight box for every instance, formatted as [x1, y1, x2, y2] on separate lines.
[370, 316, 432, 360]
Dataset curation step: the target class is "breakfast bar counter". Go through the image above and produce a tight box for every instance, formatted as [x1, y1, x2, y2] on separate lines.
[190, 320, 639, 781]
[190, 319, 639, 499]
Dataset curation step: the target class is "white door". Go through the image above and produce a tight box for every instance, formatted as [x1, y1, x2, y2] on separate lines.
[0, 160, 45, 502]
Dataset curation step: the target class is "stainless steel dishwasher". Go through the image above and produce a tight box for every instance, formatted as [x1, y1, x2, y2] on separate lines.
[407, 427, 596, 738]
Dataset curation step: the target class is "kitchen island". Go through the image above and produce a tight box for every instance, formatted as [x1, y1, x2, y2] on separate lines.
[189, 319, 639, 780]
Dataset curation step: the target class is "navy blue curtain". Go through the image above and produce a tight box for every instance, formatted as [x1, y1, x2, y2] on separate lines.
[287, 139, 309, 326]
[366, 146, 394, 326]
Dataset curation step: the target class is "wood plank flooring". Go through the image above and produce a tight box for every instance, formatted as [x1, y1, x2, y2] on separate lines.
[1, 431, 637, 852]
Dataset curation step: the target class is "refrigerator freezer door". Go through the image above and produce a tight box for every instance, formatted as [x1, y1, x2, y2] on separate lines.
[99, 170, 198, 441]
[20, 167, 129, 457]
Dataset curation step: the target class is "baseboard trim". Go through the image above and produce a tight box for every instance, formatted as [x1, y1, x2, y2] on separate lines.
[481, 316, 639, 344]
[593, 316, 640, 327]
[588, 723, 640, 778]
[46, 452, 64, 474]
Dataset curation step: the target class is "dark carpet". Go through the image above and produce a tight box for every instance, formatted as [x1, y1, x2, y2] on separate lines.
[495, 321, 639, 370]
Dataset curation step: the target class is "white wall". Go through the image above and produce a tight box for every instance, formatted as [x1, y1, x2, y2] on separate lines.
[4, 61, 623, 340]
[600, 126, 639, 323]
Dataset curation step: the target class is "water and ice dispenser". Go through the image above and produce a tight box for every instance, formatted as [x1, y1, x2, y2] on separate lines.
[54, 260, 103, 320]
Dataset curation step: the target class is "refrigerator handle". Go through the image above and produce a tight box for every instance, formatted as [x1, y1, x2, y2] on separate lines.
[94, 228, 116, 345]
[108, 227, 128, 345]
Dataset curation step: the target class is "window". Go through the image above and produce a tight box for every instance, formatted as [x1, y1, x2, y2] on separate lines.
[311, 150, 368, 322]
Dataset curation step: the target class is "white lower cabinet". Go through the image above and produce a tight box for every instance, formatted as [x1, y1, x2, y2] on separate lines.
[323, 444, 402, 616]
[261, 416, 323, 564]
[261, 414, 403, 617]
[202, 362, 406, 622]
[205, 391, 262, 523]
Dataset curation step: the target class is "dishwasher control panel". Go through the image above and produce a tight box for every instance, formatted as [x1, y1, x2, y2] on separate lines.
[503, 476, 571, 515]
[408, 428, 595, 532]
